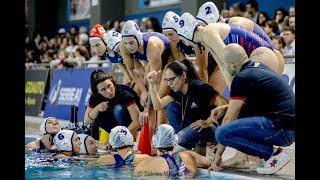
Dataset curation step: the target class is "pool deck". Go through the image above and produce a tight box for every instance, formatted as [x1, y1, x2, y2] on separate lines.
[25, 115, 295, 180]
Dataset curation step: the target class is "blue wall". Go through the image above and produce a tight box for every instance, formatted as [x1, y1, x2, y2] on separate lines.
[226, 0, 295, 19]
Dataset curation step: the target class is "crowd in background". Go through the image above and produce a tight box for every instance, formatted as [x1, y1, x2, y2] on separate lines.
[25, 1, 295, 70]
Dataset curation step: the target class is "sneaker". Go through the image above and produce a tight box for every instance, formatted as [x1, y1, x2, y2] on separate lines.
[256, 148, 291, 175]
[249, 159, 265, 172]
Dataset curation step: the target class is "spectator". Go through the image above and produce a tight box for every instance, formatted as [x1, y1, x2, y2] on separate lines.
[256, 12, 270, 27]
[264, 20, 279, 39]
[273, 8, 289, 31]
[272, 36, 285, 54]
[282, 26, 295, 63]
[287, 15, 295, 30]
[229, 2, 246, 17]
[220, 8, 229, 18]
[289, 5, 295, 16]
[245, 0, 259, 22]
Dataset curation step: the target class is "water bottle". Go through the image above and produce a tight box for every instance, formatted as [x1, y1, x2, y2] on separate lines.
[68, 105, 75, 130]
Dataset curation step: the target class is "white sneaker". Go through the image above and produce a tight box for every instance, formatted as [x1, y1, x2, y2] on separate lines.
[256, 148, 291, 175]
[249, 159, 265, 172]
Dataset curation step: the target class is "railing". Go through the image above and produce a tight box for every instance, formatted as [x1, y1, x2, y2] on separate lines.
[26, 54, 295, 69]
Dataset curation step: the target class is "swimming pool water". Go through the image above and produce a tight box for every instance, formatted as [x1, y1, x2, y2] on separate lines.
[25, 137, 260, 180]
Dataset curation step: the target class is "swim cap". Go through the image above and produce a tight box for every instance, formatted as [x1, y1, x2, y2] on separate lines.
[78, 134, 89, 154]
[109, 126, 134, 149]
[196, 1, 220, 25]
[53, 129, 75, 151]
[162, 11, 180, 32]
[121, 20, 143, 46]
[40, 117, 58, 135]
[152, 124, 178, 148]
[177, 12, 199, 44]
[104, 30, 122, 52]
[89, 24, 107, 43]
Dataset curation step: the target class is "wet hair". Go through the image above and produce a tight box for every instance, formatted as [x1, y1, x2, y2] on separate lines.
[90, 69, 117, 97]
[164, 59, 199, 82]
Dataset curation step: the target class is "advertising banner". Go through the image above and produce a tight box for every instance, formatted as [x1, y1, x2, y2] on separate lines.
[25, 69, 49, 116]
[44, 67, 110, 122]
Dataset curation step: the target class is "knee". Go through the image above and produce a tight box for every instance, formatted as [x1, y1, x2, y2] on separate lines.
[177, 131, 187, 145]
[113, 104, 126, 115]
[166, 102, 180, 114]
[215, 126, 228, 144]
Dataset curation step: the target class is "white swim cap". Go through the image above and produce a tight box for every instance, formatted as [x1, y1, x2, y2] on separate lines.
[196, 1, 220, 25]
[121, 20, 143, 46]
[109, 126, 134, 149]
[40, 117, 58, 135]
[78, 134, 89, 154]
[162, 11, 180, 32]
[152, 124, 178, 148]
[104, 30, 122, 52]
[53, 129, 75, 152]
[177, 12, 199, 43]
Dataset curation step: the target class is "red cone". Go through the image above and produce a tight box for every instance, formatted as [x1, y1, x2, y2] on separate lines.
[137, 120, 152, 156]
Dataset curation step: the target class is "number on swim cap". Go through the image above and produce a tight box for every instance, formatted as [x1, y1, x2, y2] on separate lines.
[120, 129, 127, 135]
[58, 133, 64, 140]
[134, 23, 139, 31]
[173, 15, 178, 22]
[179, 20, 184, 27]
[112, 31, 119, 37]
[205, 6, 212, 15]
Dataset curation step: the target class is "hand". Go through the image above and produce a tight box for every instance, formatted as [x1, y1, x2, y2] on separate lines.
[98, 102, 109, 112]
[146, 70, 161, 84]
[212, 106, 227, 123]
[190, 120, 211, 132]
[104, 142, 113, 153]
[207, 154, 223, 172]
[139, 111, 149, 126]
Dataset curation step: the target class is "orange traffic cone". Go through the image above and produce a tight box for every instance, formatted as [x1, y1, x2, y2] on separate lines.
[137, 120, 152, 156]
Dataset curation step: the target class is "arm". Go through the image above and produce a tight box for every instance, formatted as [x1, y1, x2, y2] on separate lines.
[146, 70, 174, 110]
[126, 103, 142, 135]
[133, 154, 151, 166]
[202, 24, 233, 88]
[190, 94, 228, 131]
[97, 155, 116, 165]
[120, 42, 148, 106]
[194, 46, 209, 83]
[84, 101, 108, 125]
[146, 37, 163, 86]
[25, 140, 39, 149]
[117, 63, 132, 84]
[210, 99, 245, 171]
